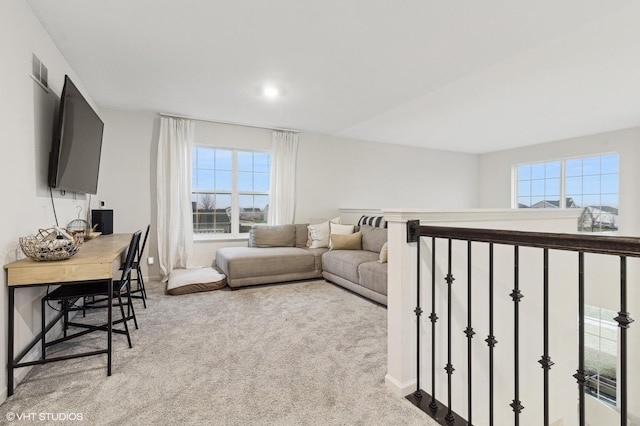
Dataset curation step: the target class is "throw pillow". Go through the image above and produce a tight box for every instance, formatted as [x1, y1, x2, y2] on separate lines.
[307, 217, 341, 248]
[330, 232, 362, 250]
[358, 215, 387, 229]
[378, 242, 388, 263]
[360, 224, 388, 253]
[328, 222, 355, 249]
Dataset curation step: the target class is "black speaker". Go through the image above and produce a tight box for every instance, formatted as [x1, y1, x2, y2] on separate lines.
[92, 209, 113, 235]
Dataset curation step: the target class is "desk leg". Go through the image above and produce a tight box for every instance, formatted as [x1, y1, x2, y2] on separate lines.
[7, 286, 15, 396]
[107, 279, 112, 376]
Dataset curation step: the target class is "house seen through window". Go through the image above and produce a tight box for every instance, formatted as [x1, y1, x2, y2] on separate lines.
[192, 147, 270, 235]
[515, 153, 619, 232]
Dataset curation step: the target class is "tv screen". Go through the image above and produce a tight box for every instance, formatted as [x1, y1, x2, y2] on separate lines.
[49, 75, 104, 194]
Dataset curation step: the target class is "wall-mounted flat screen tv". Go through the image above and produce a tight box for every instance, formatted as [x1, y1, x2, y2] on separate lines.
[48, 75, 104, 194]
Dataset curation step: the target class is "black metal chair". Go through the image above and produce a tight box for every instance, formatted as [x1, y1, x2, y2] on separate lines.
[128, 224, 150, 308]
[41, 231, 142, 353]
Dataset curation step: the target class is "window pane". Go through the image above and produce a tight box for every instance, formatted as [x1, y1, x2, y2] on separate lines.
[531, 180, 545, 196]
[518, 164, 531, 181]
[215, 193, 232, 209]
[566, 195, 582, 208]
[601, 154, 618, 174]
[583, 194, 600, 207]
[582, 156, 600, 175]
[197, 148, 215, 169]
[238, 194, 268, 232]
[545, 162, 561, 178]
[601, 174, 618, 194]
[215, 149, 232, 170]
[565, 176, 581, 194]
[545, 178, 560, 197]
[531, 163, 545, 179]
[194, 170, 214, 191]
[215, 171, 232, 191]
[254, 172, 270, 192]
[530, 196, 544, 207]
[601, 194, 618, 208]
[238, 172, 253, 191]
[583, 175, 601, 194]
[566, 159, 582, 177]
[238, 151, 253, 172]
[517, 197, 530, 208]
[254, 153, 270, 172]
[518, 181, 530, 197]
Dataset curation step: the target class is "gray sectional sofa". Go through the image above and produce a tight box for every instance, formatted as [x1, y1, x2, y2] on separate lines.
[215, 222, 388, 305]
[321, 224, 387, 305]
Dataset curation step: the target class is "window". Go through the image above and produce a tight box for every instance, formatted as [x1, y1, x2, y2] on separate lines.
[192, 147, 270, 236]
[584, 305, 618, 406]
[515, 153, 619, 232]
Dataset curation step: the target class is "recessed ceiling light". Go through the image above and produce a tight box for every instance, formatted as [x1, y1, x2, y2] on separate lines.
[263, 86, 279, 99]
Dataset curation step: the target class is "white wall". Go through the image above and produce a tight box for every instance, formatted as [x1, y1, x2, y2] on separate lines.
[296, 133, 479, 222]
[92, 109, 157, 278]
[0, 0, 102, 402]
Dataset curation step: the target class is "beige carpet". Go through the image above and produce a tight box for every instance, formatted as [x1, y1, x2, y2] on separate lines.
[1, 279, 433, 425]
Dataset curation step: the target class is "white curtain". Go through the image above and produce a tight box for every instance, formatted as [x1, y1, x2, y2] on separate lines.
[157, 116, 194, 280]
[268, 131, 299, 225]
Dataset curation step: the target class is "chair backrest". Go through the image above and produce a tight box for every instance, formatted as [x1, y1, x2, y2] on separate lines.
[118, 230, 142, 291]
[137, 224, 150, 261]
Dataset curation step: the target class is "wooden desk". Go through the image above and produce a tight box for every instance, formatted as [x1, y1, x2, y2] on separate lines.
[4, 234, 131, 396]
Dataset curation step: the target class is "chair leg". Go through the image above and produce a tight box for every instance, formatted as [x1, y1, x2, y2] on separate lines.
[41, 297, 47, 360]
[63, 300, 68, 338]
[127, 282, 139, 330]
[116, 292, 132, 349]
[137, 264, 147, 308]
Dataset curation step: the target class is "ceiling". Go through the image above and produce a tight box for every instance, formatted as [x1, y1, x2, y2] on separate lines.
[26, 0, 640, 154]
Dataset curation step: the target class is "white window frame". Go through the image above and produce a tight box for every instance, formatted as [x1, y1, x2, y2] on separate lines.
[512, 152, 619, 232]
[192, 146, 271, 240]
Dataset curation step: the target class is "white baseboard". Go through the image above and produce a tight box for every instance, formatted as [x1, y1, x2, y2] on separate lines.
[385, 374, 416, 397]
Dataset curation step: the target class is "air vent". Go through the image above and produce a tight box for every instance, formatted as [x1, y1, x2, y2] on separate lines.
[31, 54, 48, 89]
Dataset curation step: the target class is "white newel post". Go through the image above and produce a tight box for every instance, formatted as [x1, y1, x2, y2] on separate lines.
[385, 214, 418, 396]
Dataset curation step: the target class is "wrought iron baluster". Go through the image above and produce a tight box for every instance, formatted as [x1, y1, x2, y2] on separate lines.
[444, 239, 456, 424]
[465, 241, 475, 425]
[413, 236, 423, 399]
[614, 256, 633, 426]
[539, 249, 554, 426]
[574, 252, 586, 426]
[430, 236, 438, 411]
[485, 243, 496, 426]
[510, 246, 524, 424]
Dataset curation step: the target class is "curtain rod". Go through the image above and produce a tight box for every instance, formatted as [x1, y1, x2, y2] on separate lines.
[159, 112, 300, 133]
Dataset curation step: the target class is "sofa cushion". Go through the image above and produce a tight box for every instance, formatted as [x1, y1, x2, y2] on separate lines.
[249, 225, 295, 248]
[358, 261, 387, 296]
[217, 247, 316, 280]
[360, 224, 388, 253]
[295, 224, 309, 248]
[322, 250, 378, 284]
